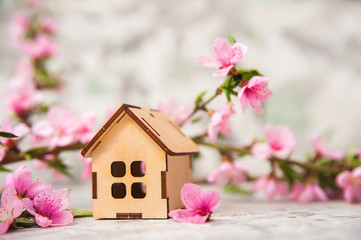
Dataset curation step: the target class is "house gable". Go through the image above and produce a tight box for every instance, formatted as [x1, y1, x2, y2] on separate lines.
[81, 104, 199, 158]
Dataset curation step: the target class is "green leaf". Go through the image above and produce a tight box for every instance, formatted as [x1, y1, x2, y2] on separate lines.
[71, 209, 93, 218]
[0, 166, 12, 172]
[220, 87, 232, 101]
[15, 217, 37, 227]
[228, 34, 236, 45]
[23, 147, 49, 156]
[224, 184, 252, 195]
[195, 91, 207, 104]
[315, 158, 331, 165]
[317, 172, 337, 191]
[278, 161, 303, 186]
[236, 69, 263, 81]
[191, 117, 202, 124]
[0, 131, 18, 138]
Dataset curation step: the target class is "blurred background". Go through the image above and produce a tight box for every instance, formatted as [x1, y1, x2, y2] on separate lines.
[0, 0, 360, 186]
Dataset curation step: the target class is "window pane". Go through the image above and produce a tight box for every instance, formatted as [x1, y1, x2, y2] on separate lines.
[112, 183, 126, 199]
[131, 182, 146, 199]
[111, 161, 126, 177]
[131, 161, 146, 177]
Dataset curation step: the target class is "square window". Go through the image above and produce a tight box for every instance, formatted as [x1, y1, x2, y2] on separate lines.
[131, 182, 146, 199]
[111, 161, 126, 177]
[131, 161, 146, 177]
[112, 183, 126, 199]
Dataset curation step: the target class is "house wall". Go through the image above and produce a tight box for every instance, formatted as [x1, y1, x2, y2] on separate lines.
[166, 154, 192, 212]
[91, 114, 168, 219]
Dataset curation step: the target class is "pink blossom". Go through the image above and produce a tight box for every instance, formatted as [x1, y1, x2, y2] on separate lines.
[238, 76, 272, 114]
[0, 119, 29, 162]
[168, 183, 220, 224]
[253, 177, 288, 200]
[22, 189, 73, 228]
[198, 37, 248, 77]
[79, 154, 92, 181]
[310, 134, 344, 161]
[207, 161, 248, 187]
[9, 12, 29, 47]
[5, 165, 53, 199]
[289, 182, 328, 203]
[208, 107, 235, 143]
[252, 124, 296, 159]
[157, 100, 192, 126]
[0, 187, 24, 235]
[31, 106, 78, 149]
[20, 34, 57, 59]
[4, 84, 42, 116]
[39, 16, 57, 34]
[75, 112, 95, 144]
[336, 167, 361, 203]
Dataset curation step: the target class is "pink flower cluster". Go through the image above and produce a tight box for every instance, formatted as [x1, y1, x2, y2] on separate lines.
[0, 166, 73, 235]
[10, 11, 57, 59]
[169, 183, 220, 224]
[311, 134, 344, 161]
[208, 107, 235, 143]
[157, 99, 192, 126]
[207, 161, 248, 187]
[4, 60, 43, 116]
[198, 37, 272, 143]
[31, 106, 95, 149]
[336, 167, 361, 203]
[252, 124, 297, 159]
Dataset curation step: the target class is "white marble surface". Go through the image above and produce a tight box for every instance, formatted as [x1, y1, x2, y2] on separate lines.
[2, 184, 361, 240]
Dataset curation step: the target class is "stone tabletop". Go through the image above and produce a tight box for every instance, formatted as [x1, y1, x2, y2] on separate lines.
[2, 183, 361, 240]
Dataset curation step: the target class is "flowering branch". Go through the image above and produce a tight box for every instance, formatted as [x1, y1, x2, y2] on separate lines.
[159, 35, 361, 204]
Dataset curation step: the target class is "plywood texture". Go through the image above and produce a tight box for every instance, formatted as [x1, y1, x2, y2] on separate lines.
[166, 155, 192, 212]
[82, 104, 199, 158]
[91, 114, 168, 218]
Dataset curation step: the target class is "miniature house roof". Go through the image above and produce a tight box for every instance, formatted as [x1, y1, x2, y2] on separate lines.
[81, 104, 200, 158]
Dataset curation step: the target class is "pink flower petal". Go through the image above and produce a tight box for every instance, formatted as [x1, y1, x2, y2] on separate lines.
[212, 66, 233, 77]
[198, 55, 221, 68]
[352, 166, 361, 178]
[181, 183, 203, 210]
[35, 214, 52, 228]
[265, 179, 277, 200]
[27, 181, 53, 199]
[213, 38, 233, 62]
[230, 42, 248, 65]
[251, 143, 272, 159]
[344, 186, 355, 203]
[168, 209, 209, 224]
[0, 221, 10, 235]
[22, 197, 36, 216]
[253, 178, 267, 192]
[50, 210, 73, 227]
[336, 171, 351, 188]
[297, 185, 314, 203]
[313, 185, 328, 202]
[201, 190, 221, 213]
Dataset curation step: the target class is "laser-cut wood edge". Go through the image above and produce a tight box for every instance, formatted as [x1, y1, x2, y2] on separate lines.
[116, 213, 142, 219]
[81, 103, 199, 158]
[92, 172, 97, 199]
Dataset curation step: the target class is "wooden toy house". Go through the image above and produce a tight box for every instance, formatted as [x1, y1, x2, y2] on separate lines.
[81, 104, 199, 219]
